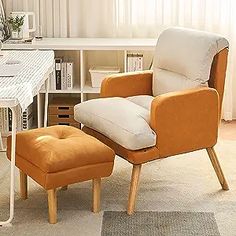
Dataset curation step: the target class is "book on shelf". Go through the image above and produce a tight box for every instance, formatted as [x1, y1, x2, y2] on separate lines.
[61, 62, 67, 90]
[0, 105, 33, 136]
[66, 62, 74, 90]
[44, 58, 74, 91]
[39, 58, 74, 92]
[127, 53, 143, 72]
[55, 58, 62, 90]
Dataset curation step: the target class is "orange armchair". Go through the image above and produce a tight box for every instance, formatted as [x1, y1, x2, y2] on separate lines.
[81, 29, 229, 215]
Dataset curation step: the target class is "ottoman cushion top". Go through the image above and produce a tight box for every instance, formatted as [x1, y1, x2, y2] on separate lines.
[8, 125, 115, 173]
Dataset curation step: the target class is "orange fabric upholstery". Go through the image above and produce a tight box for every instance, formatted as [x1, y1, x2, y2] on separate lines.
[150, 87, 219, 158]
[100, 70, 153, 98]
[7, 126, 115, 190]
[208, 48, 228, 117]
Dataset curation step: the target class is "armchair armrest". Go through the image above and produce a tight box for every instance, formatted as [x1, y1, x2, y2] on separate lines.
[100, 70, 153, 98]
[150, 87, 219, 158]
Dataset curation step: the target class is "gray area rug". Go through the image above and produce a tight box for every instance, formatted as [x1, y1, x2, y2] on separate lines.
[102, 211, 220, 236]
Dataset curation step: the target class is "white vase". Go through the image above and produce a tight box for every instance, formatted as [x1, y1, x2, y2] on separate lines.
[11, 30, 19, 39]
[11, 29, 23, 40]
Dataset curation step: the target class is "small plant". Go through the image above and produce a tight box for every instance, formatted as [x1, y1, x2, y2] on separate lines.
[0, 16, 10, 40]
[7, 15, 24, 32]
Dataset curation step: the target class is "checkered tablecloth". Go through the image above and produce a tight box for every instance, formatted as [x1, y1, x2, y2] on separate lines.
[0, 50, 54, 110]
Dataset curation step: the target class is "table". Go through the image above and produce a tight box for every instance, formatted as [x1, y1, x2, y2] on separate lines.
[0, 50, 54, 226]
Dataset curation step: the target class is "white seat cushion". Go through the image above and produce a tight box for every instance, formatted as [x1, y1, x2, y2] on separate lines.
[74, 97, 156, 150]
[153, 27, 229, 96]
[127, 95, 154, 110]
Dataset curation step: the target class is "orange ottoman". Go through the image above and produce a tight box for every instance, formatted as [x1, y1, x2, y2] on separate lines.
[7, 125, 115, 224]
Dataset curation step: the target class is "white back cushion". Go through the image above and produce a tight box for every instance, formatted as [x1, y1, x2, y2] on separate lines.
[74, 98, 156, 150]
[127, 95, 154, 110]
[153, 27, 229, 96]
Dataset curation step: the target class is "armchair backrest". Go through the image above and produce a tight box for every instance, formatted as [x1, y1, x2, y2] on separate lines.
[153, 27, 229, 105]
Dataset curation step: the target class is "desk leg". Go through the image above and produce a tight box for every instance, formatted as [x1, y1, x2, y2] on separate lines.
[0, 106, 17, 226]
[44, 78, 49, 128]
[37, 94, 42, 128]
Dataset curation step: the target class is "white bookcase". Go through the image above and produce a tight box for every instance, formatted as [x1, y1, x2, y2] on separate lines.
[4, 38, 156, 101]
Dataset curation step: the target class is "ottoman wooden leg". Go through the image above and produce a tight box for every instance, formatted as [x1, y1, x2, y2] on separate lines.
[47, 189, 57, 224]
[92, 178, 101, 213]
[20, 170, 28, 200]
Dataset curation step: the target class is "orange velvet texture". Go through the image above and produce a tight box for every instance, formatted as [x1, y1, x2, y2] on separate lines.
[209, 48, 228, 117]
[7, 126, 115, 189]
[150, 87, 219, 158]
[100, 70, 153, 98]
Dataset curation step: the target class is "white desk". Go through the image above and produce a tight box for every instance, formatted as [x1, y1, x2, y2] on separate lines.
[0, 50, 54, 226]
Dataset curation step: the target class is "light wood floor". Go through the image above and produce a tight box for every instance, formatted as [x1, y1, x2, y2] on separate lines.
[219, 121, 236, 141]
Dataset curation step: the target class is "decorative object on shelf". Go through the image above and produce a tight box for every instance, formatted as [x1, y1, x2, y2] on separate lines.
[9, 12, 36, 39]
[89, 66, 120, 88]
[3, 37, 33, 44]
[0, 0, 10, 41]
[48, 97, 80, 128]
[7, 14, 25, 39]
[35, 24, 43, 41]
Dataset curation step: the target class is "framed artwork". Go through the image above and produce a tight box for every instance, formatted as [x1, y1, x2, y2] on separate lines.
[0, 0, 10, 41]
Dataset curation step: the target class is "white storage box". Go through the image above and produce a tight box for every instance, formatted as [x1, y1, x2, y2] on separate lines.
[89, 66, 120, 88]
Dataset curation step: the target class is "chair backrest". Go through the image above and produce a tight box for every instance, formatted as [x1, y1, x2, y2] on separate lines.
[152, 27, 229, 102]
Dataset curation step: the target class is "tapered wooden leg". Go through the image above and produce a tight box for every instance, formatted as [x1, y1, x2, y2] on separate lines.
[20, 170, 27, 200]
[92, 178, 101, 213]
[47, 189, 57, 224]
[206, 147, 229, 190]
[127, 164, 142, 215]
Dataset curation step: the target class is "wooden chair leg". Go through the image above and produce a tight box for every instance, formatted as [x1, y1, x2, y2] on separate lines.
[20, 170, 27, 200]
[47, 189, 57, 224]
[127, 164, 142, 215]
[206, 147, 229, 190]
[92, 178, 101, 213]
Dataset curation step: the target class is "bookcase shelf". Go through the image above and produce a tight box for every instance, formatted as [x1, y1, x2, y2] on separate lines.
[40, 85, 81, 94]
[3, 38, 156, 123]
